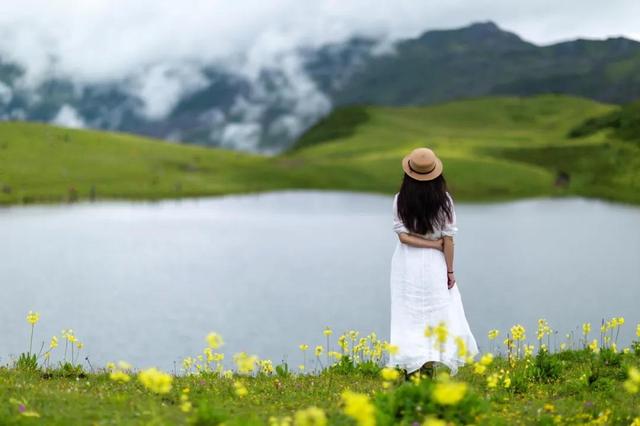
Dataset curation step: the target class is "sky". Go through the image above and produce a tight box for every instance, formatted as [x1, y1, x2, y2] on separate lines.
[0, 0, 638, 143]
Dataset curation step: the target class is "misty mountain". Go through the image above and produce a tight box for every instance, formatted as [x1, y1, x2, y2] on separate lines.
[1, 22, 639, 152]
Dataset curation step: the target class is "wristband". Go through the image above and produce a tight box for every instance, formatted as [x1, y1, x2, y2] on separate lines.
[447, 271, 454, 274]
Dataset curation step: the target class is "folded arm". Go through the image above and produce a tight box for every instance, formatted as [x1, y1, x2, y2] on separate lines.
[398, 233, 444, 251]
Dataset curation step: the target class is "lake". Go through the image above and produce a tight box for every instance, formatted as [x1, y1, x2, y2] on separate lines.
[1, 191, 639, 372]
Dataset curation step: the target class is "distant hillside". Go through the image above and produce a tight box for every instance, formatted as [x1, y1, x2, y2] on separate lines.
[1, 23, 640, 152]
[332, 22, 640, 106]
[2, 95, 639, 206]
[569, 99, 640, 143]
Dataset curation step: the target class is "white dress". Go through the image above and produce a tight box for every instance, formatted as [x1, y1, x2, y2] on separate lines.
[387, 192, 478, 375]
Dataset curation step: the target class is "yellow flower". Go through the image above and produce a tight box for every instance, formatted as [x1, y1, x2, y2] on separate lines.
[180, 401, 192, 413]
[380, 367, 400, 382]
[298, 365, 305, 372]
[503, 374, 511, 389]
[480, 353, 494, 366]
[383, 343, 398, 355]
[588, 339, 599, 353]
[234, 380, 248, 397]
[206, 332, 224, 349]
[422, 417, 446, 426]
[109, 370, 131, 383]
[26, 311, 40, 325]
[487, 329, 500, 340]
[315, 346, 323, 357]
[138, 367, 172, 394]
[323, 327, 333, 337]
[293, 406, 327, 426]
[432, 382, 468, 405]
[424, 325, 434, 338]
[341, 390, 375, 426]
[49, 336, 58, 349]
[434, 322, 448, 344]
[473, 364, 486, 374]
[106, 362, 116, 371]
[624, 348, 631, 354]
[510, 324, 525, 341]
[543, 403, 555, 413]
[486, 373, 499, 388]
[454, 336, 467, 358]
[233, 352, 258, 375]
[630, 417, 640, 426]
[75, 341, 84, 350]
[299, 344, 309, 351]
[260, 359, 275, 375]
[636, 324, 640, 338]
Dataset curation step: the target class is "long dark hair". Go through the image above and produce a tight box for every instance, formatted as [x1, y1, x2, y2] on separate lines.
[397, 173, 453, 235]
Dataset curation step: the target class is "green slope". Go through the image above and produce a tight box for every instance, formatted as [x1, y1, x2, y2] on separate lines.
[1, 95, 638, 206]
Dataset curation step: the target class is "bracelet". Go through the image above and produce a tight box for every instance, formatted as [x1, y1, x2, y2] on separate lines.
[447, 271, 454, 274]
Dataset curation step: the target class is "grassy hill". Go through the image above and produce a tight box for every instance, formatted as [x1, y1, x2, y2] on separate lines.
[1, 94, 639, 206]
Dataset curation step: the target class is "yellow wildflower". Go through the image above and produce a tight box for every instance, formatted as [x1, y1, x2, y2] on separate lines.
[454, 336, 467, 357]
[588, 339, 599, 353]
[636, 324, 640, 338]
[631, 417, 640, 426]
[380, 367, 400, 382]
[510, 324, 525, 341]
[487, 373, 499, 388]
[323, 327, 333, 336]
[298, 365, 305, 372]
[543, 403, 555, 413]
[26, 311, 40, 325]
[109, 370, 131, 383]
[138, 367, 172, 394]
[180, 401, 192, 413]
[341, 390, 375, 426]
[432, 382, 468, 405]
[480, 353, 494, 366]
[473, 363, 486, 374]
[422, 418, 446, 426]
[117, 361, 132, 370]
[487, 329, 500, 340]
[434, 322, 448, 345]
[234, 380, 248, 397]
[315, 346, 323, 357]
[293, 406, 327, 426]
[206, 332, 224, 349]
[49, 336, 58, 349]
[233, 352, 258, 375]
[299, 344, 309, 351]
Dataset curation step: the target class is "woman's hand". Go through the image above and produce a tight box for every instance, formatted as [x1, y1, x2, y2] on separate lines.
[447, 272, 456, 289]
[434, 238, 444, 252]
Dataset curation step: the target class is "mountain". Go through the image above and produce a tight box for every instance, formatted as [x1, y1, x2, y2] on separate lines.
[1, 22, 639, 152]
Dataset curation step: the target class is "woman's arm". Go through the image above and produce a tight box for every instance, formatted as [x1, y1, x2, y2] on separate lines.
[398, 233, 444, 251]
[443, 236, 455, 288]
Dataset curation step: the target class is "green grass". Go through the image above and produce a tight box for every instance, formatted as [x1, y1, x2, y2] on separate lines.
[2, 94, 639, 206]
[2, 348, 639, 425]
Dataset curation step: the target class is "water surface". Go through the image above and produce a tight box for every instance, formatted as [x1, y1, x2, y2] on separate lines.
[1, 192, 639, 370]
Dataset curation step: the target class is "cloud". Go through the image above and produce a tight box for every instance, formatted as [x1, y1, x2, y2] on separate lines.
[0, 0, 638, 149]
[51, 104, 86, 129]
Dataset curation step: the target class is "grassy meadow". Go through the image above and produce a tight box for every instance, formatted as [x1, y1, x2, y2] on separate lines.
[3, 314, 640, 425]
[1, 94, 639, 206]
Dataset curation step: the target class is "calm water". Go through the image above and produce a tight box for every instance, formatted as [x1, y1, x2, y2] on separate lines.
[1, 191, 639, 371]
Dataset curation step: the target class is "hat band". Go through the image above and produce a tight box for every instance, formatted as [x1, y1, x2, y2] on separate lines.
[408, 159, 437, 175]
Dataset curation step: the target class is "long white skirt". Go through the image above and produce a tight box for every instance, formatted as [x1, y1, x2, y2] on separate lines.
[387, 242, 478, 375]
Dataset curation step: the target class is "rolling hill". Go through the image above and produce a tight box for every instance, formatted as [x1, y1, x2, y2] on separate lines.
[2, 95, 638, 206]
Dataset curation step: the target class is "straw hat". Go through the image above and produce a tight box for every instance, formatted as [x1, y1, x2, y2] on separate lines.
[402, 148, 443, 181]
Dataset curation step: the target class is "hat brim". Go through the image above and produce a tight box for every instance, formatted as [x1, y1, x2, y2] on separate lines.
[402, 155, 443, 181]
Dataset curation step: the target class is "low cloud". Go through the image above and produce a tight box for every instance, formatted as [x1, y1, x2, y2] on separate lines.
[52, 105, 86, 129]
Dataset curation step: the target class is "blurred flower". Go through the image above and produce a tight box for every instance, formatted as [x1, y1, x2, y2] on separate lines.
[233, 352, 258, 375]
[487, 329, 500, 340]
[341, 390, 375, 426]
[315, 346, 323, 357]
[422, 417, 446, 426]
[234, 381, 248, 397]
[299, 344, 309, 351]
[49, 336, 58, 349]
[206, 332, 224, 349]
[380, 367, 400, 382]
[510, 324, 525, 341]
[110, 370, 131, 383]
[26, 311, 40, 325]
[293, 406, 327, 426]
[138, 367, 172, 394]
[433, 382, 467, 405]
[323, 327, 333, 337]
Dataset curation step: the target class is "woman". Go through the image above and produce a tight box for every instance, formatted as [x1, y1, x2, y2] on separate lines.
[388, 147, 478, 376]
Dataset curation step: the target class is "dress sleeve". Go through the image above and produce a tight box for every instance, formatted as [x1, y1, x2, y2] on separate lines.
[441, 192, 458, 237]
[392, 194, 409, 235]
